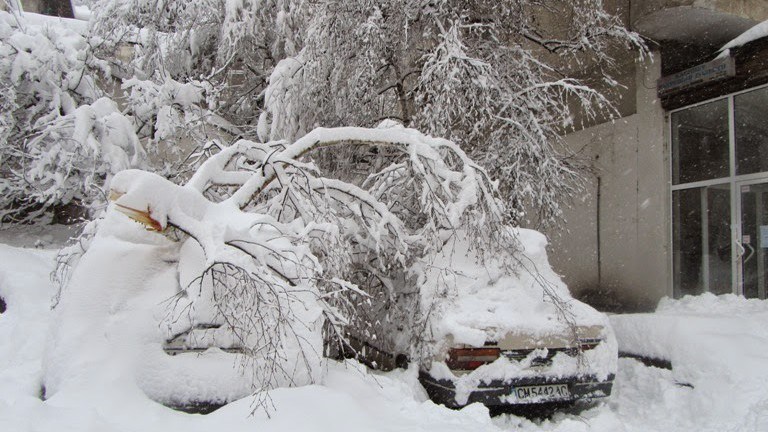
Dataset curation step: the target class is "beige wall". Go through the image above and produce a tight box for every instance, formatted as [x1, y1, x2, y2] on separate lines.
[548, 52, 669, 311]
[550, 1, 768, 311]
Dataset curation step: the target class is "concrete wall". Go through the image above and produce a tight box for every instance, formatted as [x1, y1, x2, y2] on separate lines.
[632, 0, 767, 47]
[632, 0, 768, 23]
[548, 52, 669, 311]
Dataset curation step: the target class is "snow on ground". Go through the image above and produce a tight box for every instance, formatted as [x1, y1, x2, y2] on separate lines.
[12, 11, 88, 35]
[611, 294, 768, 431]
[1, 238, 767, 431]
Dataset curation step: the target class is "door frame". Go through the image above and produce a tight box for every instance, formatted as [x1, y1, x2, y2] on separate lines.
[734, 176, 768, 297]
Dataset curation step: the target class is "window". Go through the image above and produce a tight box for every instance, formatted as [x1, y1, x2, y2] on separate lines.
[671, 99, 729, 185]
[670, 85, 768, 299]
[735, 87, 768, 175]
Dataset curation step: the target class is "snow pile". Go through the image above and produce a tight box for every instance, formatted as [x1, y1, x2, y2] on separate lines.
[425, 229, 608, 346]
[610, 294, 768, 431]
[0, 245, 57, 401]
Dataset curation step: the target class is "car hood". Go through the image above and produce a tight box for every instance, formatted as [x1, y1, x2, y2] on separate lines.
[420, 228, 608, 349]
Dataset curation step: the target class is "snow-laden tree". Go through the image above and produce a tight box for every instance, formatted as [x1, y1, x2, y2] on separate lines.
[0, 10, 145, 223]
[82, 0, 645, 227]
[88, 0, 303, 138]
[260, 0, 646, 225]
[78, 0, 309, 194]
[78, 124, 523, 408]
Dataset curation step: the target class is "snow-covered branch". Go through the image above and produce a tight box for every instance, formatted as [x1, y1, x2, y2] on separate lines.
[97, 125, 517, 405]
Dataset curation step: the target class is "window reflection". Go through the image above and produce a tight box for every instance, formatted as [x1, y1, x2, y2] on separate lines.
[735, 87, 768, 175]
[671, 100, 729, 184]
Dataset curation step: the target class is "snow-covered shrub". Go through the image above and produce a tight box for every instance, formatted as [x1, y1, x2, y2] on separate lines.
[0, 11, 145, 223]
[118, 75, 236, 181]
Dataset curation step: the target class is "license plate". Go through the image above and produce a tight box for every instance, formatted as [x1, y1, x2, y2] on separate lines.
[511, 384, 571, 402]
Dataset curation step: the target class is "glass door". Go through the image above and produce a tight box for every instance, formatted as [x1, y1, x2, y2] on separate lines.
[672, 184, 732, 297]
[737, 180, 768, 299]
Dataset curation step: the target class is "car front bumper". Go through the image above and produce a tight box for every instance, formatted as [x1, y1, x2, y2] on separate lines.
[418, 371, 615, 408]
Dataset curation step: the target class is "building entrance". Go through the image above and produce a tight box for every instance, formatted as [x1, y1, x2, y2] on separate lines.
[671, 85, 768, 299]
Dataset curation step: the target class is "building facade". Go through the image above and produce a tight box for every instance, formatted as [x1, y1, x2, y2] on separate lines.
[549, 0, 768, 311]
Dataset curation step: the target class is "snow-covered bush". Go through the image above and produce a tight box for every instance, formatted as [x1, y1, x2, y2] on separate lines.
[0, 11, 145, 223]
[118, 75, 236, 181]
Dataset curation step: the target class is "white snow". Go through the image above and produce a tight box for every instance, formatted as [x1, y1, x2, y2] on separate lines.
[73, 5, 92, 22]
[0, 245, 57, 400]
[0, 237, 499, 431]
[426, 229, 608, 345]
[610, 293, 768, 431]
[13, 12, 88, 35]
[2, 234, 768, 431]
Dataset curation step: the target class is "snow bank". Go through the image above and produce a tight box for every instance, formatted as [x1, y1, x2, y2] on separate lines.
[0, 245, 56, 401]
[610, 293, 768, 431]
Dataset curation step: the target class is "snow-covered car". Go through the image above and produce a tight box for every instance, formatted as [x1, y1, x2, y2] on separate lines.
[353, 229, 618, 407]
[138, 227, 616, 412]
[418, 324, 615, 409]
[46, 126, 614, 414]
[421, 230, 615, 409]
[111, 196, 614, 413]
[42, 212, 257, 414]
[336, 229, 617, 410]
